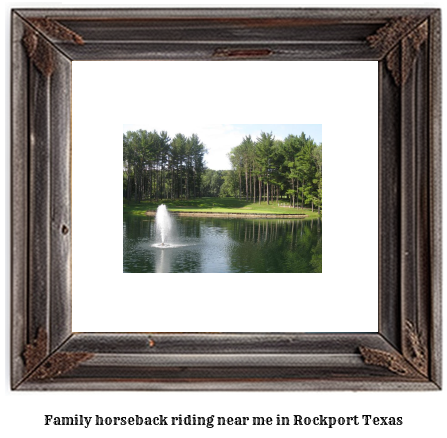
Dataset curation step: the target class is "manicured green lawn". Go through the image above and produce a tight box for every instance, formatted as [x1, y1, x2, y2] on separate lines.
[123, 197, 321, 218]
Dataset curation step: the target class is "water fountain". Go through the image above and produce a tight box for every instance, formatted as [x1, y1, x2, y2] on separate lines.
[154, 204, 174, 248]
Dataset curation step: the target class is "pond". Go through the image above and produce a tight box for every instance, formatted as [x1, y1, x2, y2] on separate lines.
[123, 214, 322, 273]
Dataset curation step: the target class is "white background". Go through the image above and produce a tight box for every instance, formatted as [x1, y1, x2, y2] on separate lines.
[72, 60, 378, 333]
[2, 1, 445, 438]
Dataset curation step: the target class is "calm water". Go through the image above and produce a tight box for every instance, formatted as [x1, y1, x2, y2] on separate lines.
[123, 215, 322, 273]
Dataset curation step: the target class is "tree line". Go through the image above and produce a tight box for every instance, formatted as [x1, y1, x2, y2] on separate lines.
[123, 129, 322, 213]
[123, 130, 207, 202]
[203, 132, 322, 213]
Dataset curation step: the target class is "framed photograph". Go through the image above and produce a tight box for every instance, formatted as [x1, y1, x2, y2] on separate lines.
[11, 8, 441, 390]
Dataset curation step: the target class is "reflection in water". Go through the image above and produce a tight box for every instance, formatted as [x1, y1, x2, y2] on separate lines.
[155, 245, 169, 273]
[123, 215, 322, 273]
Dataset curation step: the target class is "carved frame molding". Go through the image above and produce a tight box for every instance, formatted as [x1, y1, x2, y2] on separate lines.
[11, 8, 441, 390]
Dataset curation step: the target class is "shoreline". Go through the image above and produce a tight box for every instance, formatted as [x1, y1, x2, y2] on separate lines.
[144, 210, 308, 219]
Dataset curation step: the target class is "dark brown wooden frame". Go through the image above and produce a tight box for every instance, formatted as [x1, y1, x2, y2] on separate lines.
[11, 8, 441, 390]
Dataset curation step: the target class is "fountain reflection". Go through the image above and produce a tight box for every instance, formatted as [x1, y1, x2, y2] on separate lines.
[155, 244, 174, 273]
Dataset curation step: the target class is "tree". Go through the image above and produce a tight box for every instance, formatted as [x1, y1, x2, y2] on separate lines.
[171, 133, 187, 199]
[123, 133, 132, 202]
[189, 133, 207, 198]
[228, 147, 243, 199]
[239, 135, 255, 201]
[255, 132, 275, 204]
[220, 170, 238, 197]
[123, 128, 321, 212]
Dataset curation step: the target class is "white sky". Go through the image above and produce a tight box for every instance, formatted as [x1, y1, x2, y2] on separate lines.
[123, 123, 322, 170]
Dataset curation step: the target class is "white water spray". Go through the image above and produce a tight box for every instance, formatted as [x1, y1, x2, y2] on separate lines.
[155, 204, 173, 247]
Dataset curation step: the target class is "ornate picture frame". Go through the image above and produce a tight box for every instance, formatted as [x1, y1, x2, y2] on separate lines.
[11, 8, 441, 390]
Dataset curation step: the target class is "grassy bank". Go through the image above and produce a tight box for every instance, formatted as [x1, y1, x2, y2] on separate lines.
[123, 197, 321, 219]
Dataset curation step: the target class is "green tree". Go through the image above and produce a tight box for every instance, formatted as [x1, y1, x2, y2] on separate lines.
[255, 132, 275, 204]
